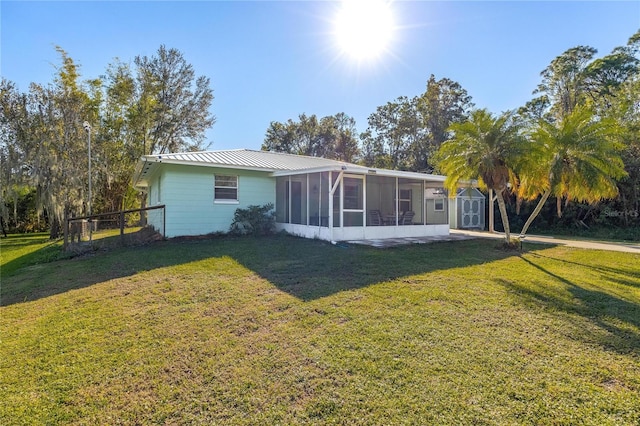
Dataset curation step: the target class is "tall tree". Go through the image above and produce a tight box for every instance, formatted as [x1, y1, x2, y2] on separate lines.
[437, 109, 525, 242]
[263, 119, 297, 154]
[584, 31, 640, 115]
[262, 113, 323, 157]
[517, 95, 551, 123]
[262, 112, 360, 161]
[1, 45, 216, 235]
[331, 112, 360, 162]
[609, 72, 640, 227]
[133, 45, 215, 155]
[95, 60, 139, 212]
[26, 47, 99, 237]
[295, 113, 324, 157]
[520, 31, 640, 231]
[362, 76, 472, 172]
[584, 49, 639, 108]
[361, 96, 423, 170]
[0, 79, 31, 227]
[590, 31, 640, 227]
[414, 75, 473, 171]
[518, 105, 627, 237]
[124, 46, 216, 215]
[533, 31, 640, 120]
[535, 46, 597, 120]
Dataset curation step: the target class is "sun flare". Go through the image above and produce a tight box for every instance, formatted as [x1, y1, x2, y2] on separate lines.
[333, 0, 396, 63]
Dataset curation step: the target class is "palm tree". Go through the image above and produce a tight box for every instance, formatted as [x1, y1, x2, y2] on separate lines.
[438, 109, 525, 243]
[518, 104, 627, 237]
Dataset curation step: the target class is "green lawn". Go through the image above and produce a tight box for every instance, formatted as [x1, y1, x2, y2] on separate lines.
[0, 233, 66, 278]
[1, 233, 639, 425]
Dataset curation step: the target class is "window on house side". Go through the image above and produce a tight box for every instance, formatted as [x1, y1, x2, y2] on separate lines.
[214, 175, 238, 202]
[434, 198, 444, 211]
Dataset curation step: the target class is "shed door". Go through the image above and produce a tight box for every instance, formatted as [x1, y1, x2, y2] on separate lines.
[462, 199, 481, 228]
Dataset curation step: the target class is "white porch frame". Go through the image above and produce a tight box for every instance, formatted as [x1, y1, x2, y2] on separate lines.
[274, 167, 451, 242]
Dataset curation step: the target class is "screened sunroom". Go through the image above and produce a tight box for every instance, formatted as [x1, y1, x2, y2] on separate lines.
[273, 166, 450, 242]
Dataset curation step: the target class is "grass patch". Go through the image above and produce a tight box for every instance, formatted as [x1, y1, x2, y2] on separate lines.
[530, 224, 640, 242]
[1, 234, 639, 424]
[0, 233, 66, 278]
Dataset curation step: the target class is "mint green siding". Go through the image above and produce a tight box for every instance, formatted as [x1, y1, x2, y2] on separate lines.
[148, 164, 275, 237]
[146, 172, 165, 232]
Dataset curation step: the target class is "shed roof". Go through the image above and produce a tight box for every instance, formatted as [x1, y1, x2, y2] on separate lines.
[456, 187, 485, 198]
[133, 149, 446, 188]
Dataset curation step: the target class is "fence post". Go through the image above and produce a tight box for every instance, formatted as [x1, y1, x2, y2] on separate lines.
[120, 211, 125, 244]
[63, 207, 69, 251]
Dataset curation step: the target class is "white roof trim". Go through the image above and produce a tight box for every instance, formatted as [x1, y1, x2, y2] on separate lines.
[271, 165, 446, 181]
[140, 156, 282, 173]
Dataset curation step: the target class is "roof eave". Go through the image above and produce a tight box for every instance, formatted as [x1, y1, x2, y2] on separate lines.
[144, 156, 279, 172]
[132, 157, 156, 189]
[133, 155, 283, 189]
[271, 165, 447, 182]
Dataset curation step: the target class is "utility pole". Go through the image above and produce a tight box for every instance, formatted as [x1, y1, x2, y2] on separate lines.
[83, 121, 92, 242]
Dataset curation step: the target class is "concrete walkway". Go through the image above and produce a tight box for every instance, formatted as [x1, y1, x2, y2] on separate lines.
[451, 229, 640, 254]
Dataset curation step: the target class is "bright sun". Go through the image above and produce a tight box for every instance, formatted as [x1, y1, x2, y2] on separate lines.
[333, 0, 396, 63]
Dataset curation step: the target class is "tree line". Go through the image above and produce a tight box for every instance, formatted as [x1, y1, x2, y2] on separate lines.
[439, 30, 640, 241]
[1, 45, 215, 237]
[263, 30, 640, 239]
[2, 30, 639, 239]
[262, 74, 473, 173]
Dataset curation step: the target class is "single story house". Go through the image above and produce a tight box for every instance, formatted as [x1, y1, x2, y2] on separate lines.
[132, 149, 463, 242]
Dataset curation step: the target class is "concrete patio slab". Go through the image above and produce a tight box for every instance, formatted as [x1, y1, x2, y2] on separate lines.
[344, 229, 640, 253]
[346, 233, 474, 248]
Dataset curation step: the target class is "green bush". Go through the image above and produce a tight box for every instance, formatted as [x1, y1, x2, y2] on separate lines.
[229, 203, 276, 236]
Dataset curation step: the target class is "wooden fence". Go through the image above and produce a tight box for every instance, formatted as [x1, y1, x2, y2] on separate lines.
[64, 205, 165, 251]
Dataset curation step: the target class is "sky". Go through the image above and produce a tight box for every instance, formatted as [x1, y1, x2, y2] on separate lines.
[2, 1, 639, 152]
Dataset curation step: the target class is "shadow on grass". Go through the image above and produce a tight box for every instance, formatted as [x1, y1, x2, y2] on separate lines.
[528, 252, 640, 289]
[0, 234, 66, 278]
[1, 229, 159, 281]
[0, 233, 51, 248]
[496, 255, 640, 356]
[2, 233, 529, 306]
[233, 237, 533, 301]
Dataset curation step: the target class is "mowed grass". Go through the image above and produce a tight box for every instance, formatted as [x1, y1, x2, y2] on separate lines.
[0, 233, 66, 277]
[1, 234, 639, 425]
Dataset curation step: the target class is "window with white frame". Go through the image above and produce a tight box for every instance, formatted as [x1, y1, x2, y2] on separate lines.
[214, 175, 238, 202]
[434, 198, 444, 211]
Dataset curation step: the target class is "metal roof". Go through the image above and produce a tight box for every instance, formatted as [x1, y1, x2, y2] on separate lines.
[151, 149, 349, 170]
[133, 149, 446, 188]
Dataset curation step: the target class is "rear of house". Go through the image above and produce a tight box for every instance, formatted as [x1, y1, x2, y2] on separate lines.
[133, 149, 455, 241]
[141, 162, 274, 237]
